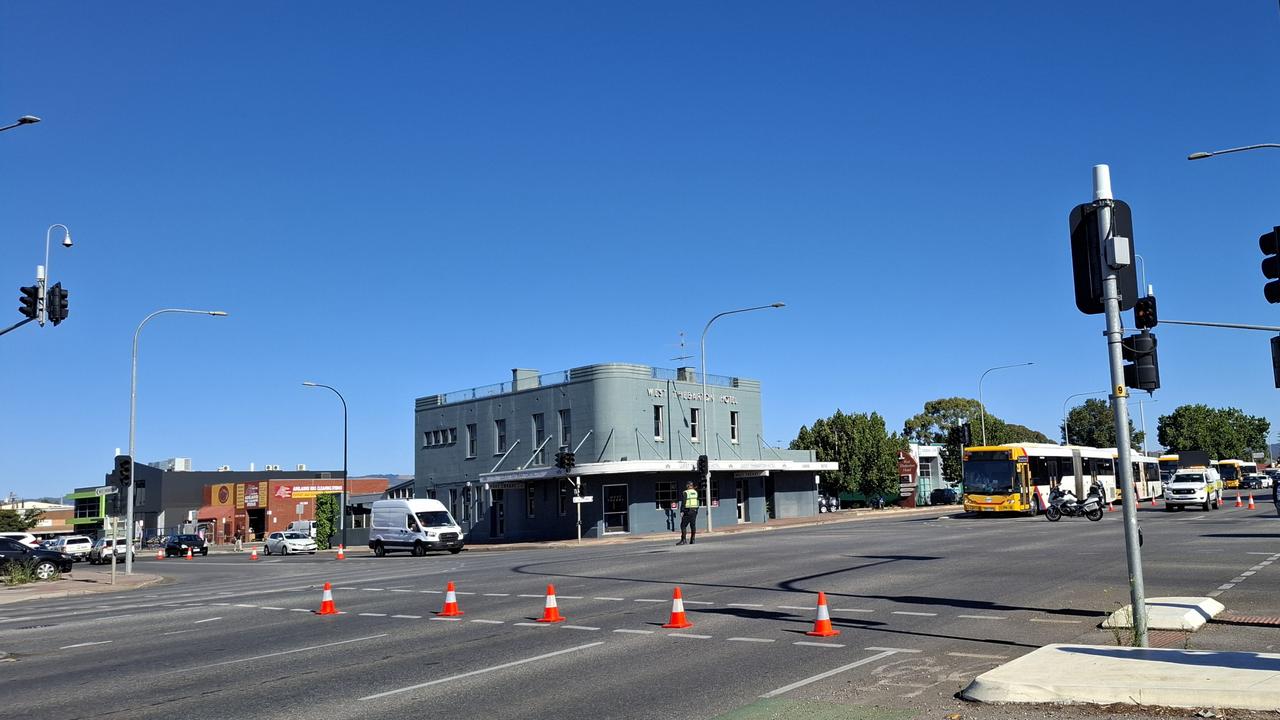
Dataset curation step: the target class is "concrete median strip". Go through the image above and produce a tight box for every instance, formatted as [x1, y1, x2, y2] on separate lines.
[962, 643, 1280, 710]
[1101, 597, 1224, 632]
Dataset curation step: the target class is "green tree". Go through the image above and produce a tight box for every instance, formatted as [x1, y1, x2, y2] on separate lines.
[0, 509, 42, 532]
[1158, 404, 1271, 461]
[792, 410, 908, 499]
[1061, 398, 1143, 448]
[902, 397, 983, 444]
[314, 494, 338, 550]
[902, 397, 1050, 484]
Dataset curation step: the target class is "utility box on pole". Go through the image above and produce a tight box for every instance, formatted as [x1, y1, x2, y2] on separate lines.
[1070, 200, 1139, 315]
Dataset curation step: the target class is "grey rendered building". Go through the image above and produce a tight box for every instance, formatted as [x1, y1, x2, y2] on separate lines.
[414, 363, 834, 542]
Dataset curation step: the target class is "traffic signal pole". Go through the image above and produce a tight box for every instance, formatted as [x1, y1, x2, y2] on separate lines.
[1094, 164, 1149, 647]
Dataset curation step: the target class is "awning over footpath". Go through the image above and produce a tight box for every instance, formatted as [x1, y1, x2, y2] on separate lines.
[477, 459, 837, 484]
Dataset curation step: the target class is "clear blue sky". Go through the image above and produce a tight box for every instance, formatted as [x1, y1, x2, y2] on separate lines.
[3, 2, 1279, 499]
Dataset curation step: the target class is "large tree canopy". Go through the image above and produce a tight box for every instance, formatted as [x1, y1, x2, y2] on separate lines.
[1061, 397, 1143, 448]
[792, 410, 907, 499]
[902, 397, 983, 444]
[1157, 404, 1270, 462]
[0, 509, 42, 532]
[902, 397, 1049, 484]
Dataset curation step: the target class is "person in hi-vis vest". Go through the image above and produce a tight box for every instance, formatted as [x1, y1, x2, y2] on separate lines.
[677, 481, 700, 545]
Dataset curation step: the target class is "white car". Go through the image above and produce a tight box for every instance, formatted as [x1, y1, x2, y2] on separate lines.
[263, 531, 317, 556]
[48, 535, 94, 562]
[88, 538, 136, 564]
[0, 532, 40, 549]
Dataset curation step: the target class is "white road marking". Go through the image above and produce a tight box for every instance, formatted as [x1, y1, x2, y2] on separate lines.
[832, 608, 873, 613]
[728, 603, 763, 608]
[392, 615, 422, 619]
[194, 617, 223, 624]
[1232, 577, 1249, 583]
[761, 650, 899, 698]
[668, 633, 712, 639]
[162, 630, 194, 636]
[429, 617, 461, 622]
[594, 597, 624, 601]
[794, 641, 844, 648]
[518, 594, 544, 598]
[1243, 571, 1257, 576]
[1208, 590, 1223, 597]
[557, 595, 583, 599]
[728, 637, 775, 643]
[1218, 584, 1236, 590]
[633, 599, 665, 603]
[514, 622, 550, 627]
[180, 634, 389, 672]
[289, 608, 311, 612]
[364, 588, 384, 591]
[563, 625, 600, 631]
[211, 603, 231, 606]
[892, 611, 937, 617]
[471, 619, 504, 624]
[60, 641, 113, 650]
[866, 647, 922, 653]
[421, 590, 442, 594]
[683, 600, 713, 606]
[1247, 552, 1273, 555]
[778, 605, 812, 611]
[259, 606, 285, 611]
[613, 629, 653, 634]
[484, 593, 510, 597]
[1029, 618, 1082, 624]
[389, 589, 414, 593]
[359, 613, 387, 617]
[360, 642, 605, 700]
[337, 587, 358, 590]
[957, 615, 1006, 620]
[234, 604, 257, 608]
[948, 652, 1007, 659]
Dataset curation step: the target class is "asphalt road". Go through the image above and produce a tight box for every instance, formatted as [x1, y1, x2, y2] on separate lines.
[4, 499, 1280, 720]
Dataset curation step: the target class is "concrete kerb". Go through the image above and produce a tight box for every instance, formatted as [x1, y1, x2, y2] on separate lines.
[1101, 597, 1225, 632]
[0, 571, 164, 606]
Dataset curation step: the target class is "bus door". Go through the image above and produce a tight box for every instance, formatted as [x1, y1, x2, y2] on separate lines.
[1071, 450, 1084, 498]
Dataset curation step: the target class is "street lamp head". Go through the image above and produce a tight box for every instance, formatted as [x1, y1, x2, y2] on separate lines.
[17, 115, 40, 125]
[302, 381, 318, 387]
[770, 302, 786, 308]
[61, 230, 72, 248]
[208, 311, 228, 317]
[1187, 152, 1212, 160]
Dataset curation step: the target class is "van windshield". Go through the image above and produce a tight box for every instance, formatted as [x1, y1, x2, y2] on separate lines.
[416, 511, 454, 528]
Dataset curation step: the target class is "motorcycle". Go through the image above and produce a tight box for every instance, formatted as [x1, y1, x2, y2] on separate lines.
[1045, 482, 1105, 522]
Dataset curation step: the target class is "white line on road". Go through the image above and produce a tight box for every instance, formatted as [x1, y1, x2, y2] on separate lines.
[948, 652, 1007, 659]
[1248, 552, 1273, 555]
[727, 603, 763, 608]
[683, 600, 713, 606]
[360, 642, 605, 700]
[892, 611, 937, 617]
[557, 596, 583, 600]
[359, 613, 388, 617]
[794, 641, 844, 648]
[728, 637, 775, 643]
[471, 619, 504, 624]
[392, 615, 422, 619]
[1209, 591, 1223, 597]
[177, 634, 388, 672]
[162, 630, 194, 636]
[289, 608, 311, 612]
[761, 650, 898, 698]
[193, 617, 223, 624]
[517, 594, 543, 598]
[866, 647, 922, 653]
[484, 593, 510, 597]
[633, 599, 665, 603]
[1232, 577, 1249, 583]
[668, 633, 712, 639]
[259, 606, 285, 611]
[233, 604, 257, 608]
[1029, 618, 1083, 624]
[429, 617, 461, 622]
[613, 629, 653, 634]
[389, 589, 414, 593]
[1218, 584, 1236, 590]
[957, 615, 1006, 620]
[832, 608, 873, 613]
[364, 588, 385, 591]
[514, 622, 550, 627]
[563, 625, 600, 631]
[777, 605, 812, 611]
[421, 590, 442, 594]
[60, 641, 113, 650]
[595, 597, 624, 601]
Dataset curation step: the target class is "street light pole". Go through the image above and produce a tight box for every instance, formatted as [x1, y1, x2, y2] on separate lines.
[38, 224, 72, 326]
[303, 382, 348, 549]
[126, 308, 228, 574]
[978, 362, 1034, 445]
[1062, 390, 1108, 445]
[700, 302, 785, 533]
[0, 115, 40, 133]
[1188, 143, 1280, 161]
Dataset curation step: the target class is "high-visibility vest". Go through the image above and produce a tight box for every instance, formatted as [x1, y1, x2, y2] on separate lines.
[683, 488, 699, 509]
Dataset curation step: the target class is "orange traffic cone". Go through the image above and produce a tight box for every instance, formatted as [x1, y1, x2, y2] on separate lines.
[249, 547, 258, 561]
[537, 584, 566, 623]
[155, 548, 164, 560]
[662, 587, 693, 629]
[315, 582, 338, 615]
[1249, 494, 1257, 510]
[185, 546, 193, 560]
[805, 591, 841, 637]
[1150, 493, 1158, 508]
[1236, 492, 1243, 508]
[1107, 497, 1114, 512]
[437, 581, 464, 617]
[336, 545, 345, 560]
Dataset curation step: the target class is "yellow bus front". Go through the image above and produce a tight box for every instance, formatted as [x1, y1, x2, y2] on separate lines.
[962, 446, 1032, 513]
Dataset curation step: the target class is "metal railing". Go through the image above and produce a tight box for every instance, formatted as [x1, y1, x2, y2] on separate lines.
[650, 367, 735, 387]
[441, 370, 570, 404]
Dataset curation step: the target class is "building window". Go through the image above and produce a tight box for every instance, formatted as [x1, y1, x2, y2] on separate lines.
[655, 480, 677, 509]
[653, 405, 664, 441]
[533, 413, 546, 465]
[919, 461, 933, 479]
[559, 479, 570, 516]
[559, 409, 572, 449]
[527, 483, 537, 518]
[424, 428, 458, 448]
[466, 424, 477, 458]
[449, 488, 459, 519]
[690, 407, 700, 442]
[730, 411, 740, 443]
[495, 419, 507, 454]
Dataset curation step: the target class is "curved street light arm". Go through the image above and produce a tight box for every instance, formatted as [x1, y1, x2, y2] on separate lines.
[1188, 143, 1280, 160]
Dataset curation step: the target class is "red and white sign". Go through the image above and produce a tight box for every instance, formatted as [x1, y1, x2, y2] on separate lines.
[274, 485, 293, 499]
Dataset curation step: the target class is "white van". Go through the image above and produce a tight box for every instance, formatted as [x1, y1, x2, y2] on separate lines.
[285, 520, 316, 538]
[369, 498, 464, 556]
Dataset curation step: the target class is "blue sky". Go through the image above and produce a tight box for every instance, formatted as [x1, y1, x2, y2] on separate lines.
[3, 2, 1279, 498]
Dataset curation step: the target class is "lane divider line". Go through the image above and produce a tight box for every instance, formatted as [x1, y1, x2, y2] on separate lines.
[891, 611, 937, 617]
[483, 593, 510, 597]
[728, 637, 775, 643]
[957, 615, 1006, 620]
[794, 641, 844, 648]
[429, 617, 461, 622]
[613, 629, 653, 635]
[174, 634, 389, 673]
[832, 608, 873, 613]
[471, 619, 504, 625]
[359, 641, 605, 701]
[595, 597, 625, 601]
[359, 613, 387, 617]
[728, 603, 763, 608]
[633, 599, 665, 603]
[866, 647, 922, 653]
[60, 641, 113, 650]
[1029, 618, 1082, 624]
[514, 622, 550, 627]
[193, 617, 223, 624]
[392, 615, 422, 619]
[668, 633, 712, 639]
[761, 650, 899, 698]
[563, 625, 600, 631]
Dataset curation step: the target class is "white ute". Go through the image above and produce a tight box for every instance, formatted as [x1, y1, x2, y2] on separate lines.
[1164, 467, 1222, 511]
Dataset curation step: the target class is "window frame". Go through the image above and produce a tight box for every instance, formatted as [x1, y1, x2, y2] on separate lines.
[653, 405, 664, 441]
[495, 419, 507, 454]
[690, 407, 700, 442]
[730, 411, 740, 444]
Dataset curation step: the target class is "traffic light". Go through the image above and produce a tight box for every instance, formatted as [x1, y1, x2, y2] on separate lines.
[1262, 227, 1280, 304]
[697, 454, 709, 474]
[46, 283, 68, 325]
[115, 454, 133, 487]
[563, 451, 575, 471]
[1271, 336, 1280, 390]
[555, 451, 566, 470]
[18, 285, 38, 320]
[1122, 330, 1160, 392]
[1134, 296, 1158, 329]
[961, 423, 972, 446]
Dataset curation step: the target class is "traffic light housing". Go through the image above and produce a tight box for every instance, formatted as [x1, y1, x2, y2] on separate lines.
[1122, 330, 1160, 392]
[18, 285, 38, 320]
[115, 454, 133, 487]
[697, 454, 709, 474]
[46, 282, 68, 326]
[563, 451, 575, 471]
[960, 423, 972, 447]
[1262, 227, 1280, 304]
[555, 451, 566, 470]
[1134, 296, 1158, 329]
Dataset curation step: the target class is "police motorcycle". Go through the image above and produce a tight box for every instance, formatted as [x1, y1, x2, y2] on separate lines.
[1044, 480, 1105, 522]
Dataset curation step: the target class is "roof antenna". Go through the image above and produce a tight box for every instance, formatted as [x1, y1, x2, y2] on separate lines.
[670, 331, 694, 363]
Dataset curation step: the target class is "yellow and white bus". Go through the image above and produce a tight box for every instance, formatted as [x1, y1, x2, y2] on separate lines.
[1125, 452, 1163, 502]
[963, 443, 1142, 515]
[1158, 454, 1180, 482]
[1218, 460, 1244, 489]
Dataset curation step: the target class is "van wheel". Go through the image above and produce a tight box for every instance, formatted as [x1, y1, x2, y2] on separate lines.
[412, 542, 426, 557]
[373, 542, 385, 557]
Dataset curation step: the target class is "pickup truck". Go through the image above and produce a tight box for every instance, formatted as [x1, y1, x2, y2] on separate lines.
[1164, 468, 1222, 511]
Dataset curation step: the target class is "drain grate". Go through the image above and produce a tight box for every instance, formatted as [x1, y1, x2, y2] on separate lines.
[1147, 630, 1191, 648]
[1212, 614, 1280, 627]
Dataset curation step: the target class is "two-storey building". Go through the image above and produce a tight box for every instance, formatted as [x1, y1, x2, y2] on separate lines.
[414, 363, 834, 542]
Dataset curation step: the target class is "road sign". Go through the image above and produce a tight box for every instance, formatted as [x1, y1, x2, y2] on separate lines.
[572, 496, 594, 504]
[94, 486, 119, 496]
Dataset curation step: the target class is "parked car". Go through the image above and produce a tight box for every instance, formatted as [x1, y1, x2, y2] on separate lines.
[264, 531, 318, 555]
[817, 495, 838, 513]
[48, 535, 94, 562]
[930, 487, 961, 505]
[0, 532, 40, 549]
[1243, 473, 1273, 489]
[165, 534, 208, 557]
[0, 537, 74, 580]
[88, 538, 136, 565]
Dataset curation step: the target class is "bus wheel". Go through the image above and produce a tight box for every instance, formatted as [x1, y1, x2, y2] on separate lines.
[1029, 496, 1040, 516]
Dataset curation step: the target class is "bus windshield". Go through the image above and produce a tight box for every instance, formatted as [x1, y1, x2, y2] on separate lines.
[1220, 466, 1239, 481]
[964, 460, 1018, 494]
